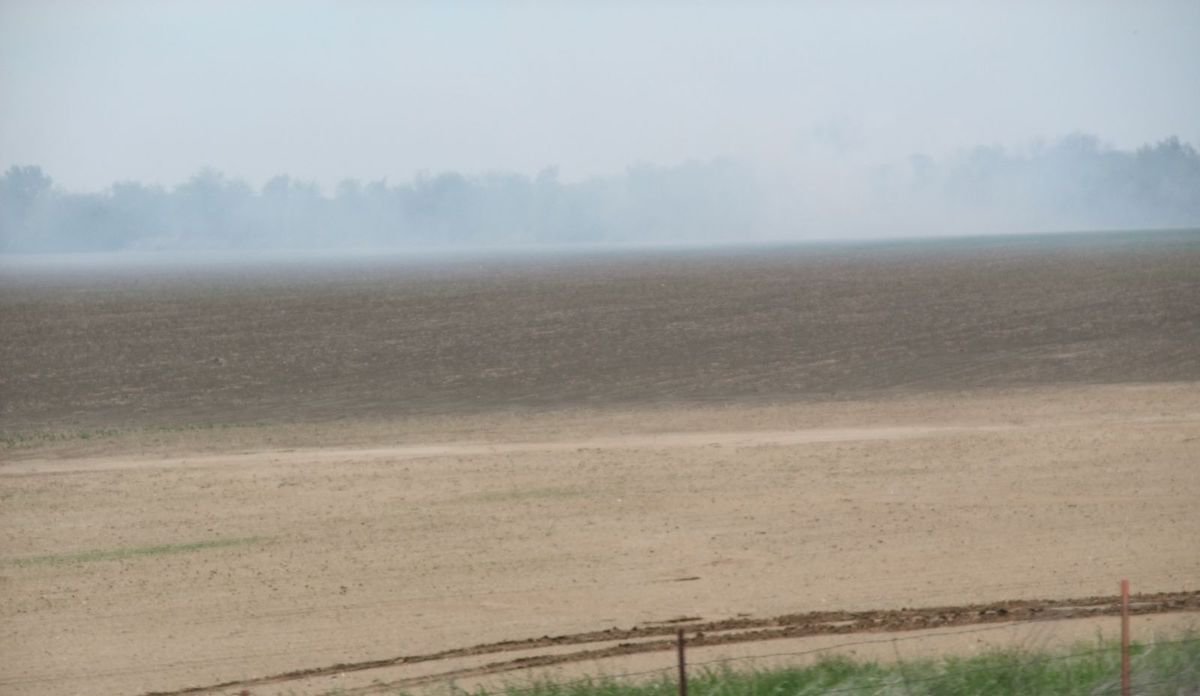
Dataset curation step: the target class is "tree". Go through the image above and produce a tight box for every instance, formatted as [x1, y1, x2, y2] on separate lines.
[0, 166, 55, 250]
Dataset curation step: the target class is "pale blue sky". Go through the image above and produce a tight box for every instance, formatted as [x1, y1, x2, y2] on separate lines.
[2, 0, 1198, 190]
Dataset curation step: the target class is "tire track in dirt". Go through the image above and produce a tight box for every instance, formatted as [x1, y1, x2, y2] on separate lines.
[11, 408, 1197, 477]
[2, 425, 1013, 475]
[142, 589, 1200, 696]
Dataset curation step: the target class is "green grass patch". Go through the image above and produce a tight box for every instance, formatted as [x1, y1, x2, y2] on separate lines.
[457, 486, 588, 505]
[0, 421, 271, 449]
[5, 536, 265, 567]
[400, 633, 1200, 696]
[0, 428, 124, 448]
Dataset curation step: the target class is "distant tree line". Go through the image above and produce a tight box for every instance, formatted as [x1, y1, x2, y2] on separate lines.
[2, 135, 1197, 252]
[898, 134, 1200, 232]
[0, 159, 767, 253]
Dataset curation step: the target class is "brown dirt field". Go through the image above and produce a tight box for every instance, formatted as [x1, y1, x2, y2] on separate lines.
[2, 385, 1199, 695]
[1, 232, 1199, 695]
[2, 231, 1198, 435]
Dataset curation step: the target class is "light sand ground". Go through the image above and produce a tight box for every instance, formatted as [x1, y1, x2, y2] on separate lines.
[2, 383, 1199, 695]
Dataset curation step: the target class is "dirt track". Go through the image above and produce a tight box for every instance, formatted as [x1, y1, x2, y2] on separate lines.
[143, 590, 1200, 695]
[3, 383, 1199, 695]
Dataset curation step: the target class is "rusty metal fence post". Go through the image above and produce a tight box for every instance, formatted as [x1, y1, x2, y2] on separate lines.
[1121, 579, 1131, 696]
[676, 628, 688, 696]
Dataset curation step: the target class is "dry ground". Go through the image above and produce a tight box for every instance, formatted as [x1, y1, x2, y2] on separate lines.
[3, 231, 1198, 434]
[2, 384, 1199, 695]
[2, 232, 1199, 694]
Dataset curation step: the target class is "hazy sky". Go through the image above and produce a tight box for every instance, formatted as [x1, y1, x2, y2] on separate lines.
[3, 1, 1198, 191]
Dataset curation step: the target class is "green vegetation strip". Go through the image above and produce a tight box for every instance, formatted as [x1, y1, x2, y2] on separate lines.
[0, 428, 124, 447]
[6, 536, 265, 566]
[0, 421, 266, 448]
[462, 486, 588, 504]
[436, 635, 1200, 696]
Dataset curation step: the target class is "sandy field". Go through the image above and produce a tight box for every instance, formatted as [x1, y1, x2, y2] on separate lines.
[2, 383, 1199, 695]
[2, 232, 1199, 694]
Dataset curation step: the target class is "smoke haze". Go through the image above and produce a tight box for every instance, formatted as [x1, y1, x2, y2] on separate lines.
[3, 135, 1199, 252]
[2, 2, 1198, 252]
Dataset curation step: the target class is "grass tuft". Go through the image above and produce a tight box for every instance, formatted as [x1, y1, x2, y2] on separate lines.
[392, 633, 1200, 696]
[4, 536, 266, 566]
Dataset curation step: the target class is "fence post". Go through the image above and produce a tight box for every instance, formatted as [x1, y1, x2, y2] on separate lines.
[1121, 579, 1131, 696]
[677, 628, 688, 696]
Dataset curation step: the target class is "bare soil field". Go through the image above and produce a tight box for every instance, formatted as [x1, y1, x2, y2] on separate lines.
[2, 230, 1198, 434]
[1, 231, 1199, 695]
